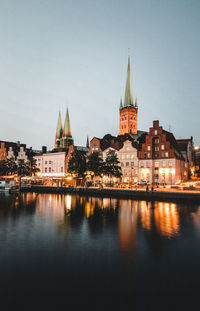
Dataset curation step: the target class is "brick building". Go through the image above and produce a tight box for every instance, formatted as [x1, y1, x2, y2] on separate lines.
[138, 121, 187, 184]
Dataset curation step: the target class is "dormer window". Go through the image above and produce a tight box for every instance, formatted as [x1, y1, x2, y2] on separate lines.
[155, 130, 158, 135]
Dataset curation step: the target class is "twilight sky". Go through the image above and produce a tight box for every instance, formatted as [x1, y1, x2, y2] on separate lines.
[0, 0, 199, 150]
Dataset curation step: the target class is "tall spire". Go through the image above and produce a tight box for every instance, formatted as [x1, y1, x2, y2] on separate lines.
[135, 96, 138, 108]
[86, 136, 89, 149]
[124, 56, 134, 107]
[56, 111, 63, 138]
[63, 108, 72, 137]
[120, 97, 123, 109]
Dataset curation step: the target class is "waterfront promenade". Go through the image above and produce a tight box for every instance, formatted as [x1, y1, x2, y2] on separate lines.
[21, 185, 200, 202]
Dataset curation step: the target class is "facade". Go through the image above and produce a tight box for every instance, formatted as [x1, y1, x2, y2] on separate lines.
[118, 140, 139, 184]
[55, 108, 73, 149]
[119, 57, 138, 135]
[34, 152, 67, 177]
[194, 146, 200, 175]
[138, 121, 187, 184]
[177, 138, 194, 168]
[0, 140, 37, 162]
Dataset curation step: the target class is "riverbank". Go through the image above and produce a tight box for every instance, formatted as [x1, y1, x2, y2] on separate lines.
[21, 185, 200, 202]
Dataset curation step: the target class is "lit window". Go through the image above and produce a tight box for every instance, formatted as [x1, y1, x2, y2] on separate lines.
[165, 152, 168, 157]
[169, 161, 172, 167]
[147, 146, 151, 151]
[155, 146, 159, 151]
[147, 162, 150, 168]
[161, 145, 165, 150]
[147, 153, 150, 158]
[126, 154, 129, 159]
[140, 162, 144, 168]
[126, 147, 130, 151]
[162, 161, 166, 167]
[155, 130, 158, 135]
[155, 162, 159, 168]
[161, 152, 164, 158]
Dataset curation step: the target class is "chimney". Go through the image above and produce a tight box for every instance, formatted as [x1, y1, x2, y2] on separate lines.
[42, 146, 47, 154]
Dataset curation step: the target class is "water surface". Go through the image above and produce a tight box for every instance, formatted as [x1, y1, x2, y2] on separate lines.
[0, 193, 200, 310]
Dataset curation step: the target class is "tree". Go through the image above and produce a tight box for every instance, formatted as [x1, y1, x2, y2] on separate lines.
[6, 157, 17, 175]
[17, 159, 30, 176]
[0, 160, 8, 176]
[87, 151, 103, 180]
[27, 157, 39, 176]
[68, 149, 87, 184]
[104, 149, 122, 181]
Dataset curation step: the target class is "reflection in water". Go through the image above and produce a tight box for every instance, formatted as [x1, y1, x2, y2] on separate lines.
[154, 202, 179, 238]
[1, 193, 200, 308]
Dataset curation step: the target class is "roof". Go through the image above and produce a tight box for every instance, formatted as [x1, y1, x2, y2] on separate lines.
[163, 130, 185, 160]
[177, 139, 192, 152]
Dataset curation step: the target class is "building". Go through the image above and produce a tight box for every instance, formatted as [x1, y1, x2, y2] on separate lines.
[194, 145, 200, 176]
[55, 108, 73, 149]
[138, 121, 187, 184]
[34, 151, 67, 177]
[0, 140, 38, 162]
[177, 138, 194, 168]
[119, 56, 138, 135]
[118, 140, 139, 184]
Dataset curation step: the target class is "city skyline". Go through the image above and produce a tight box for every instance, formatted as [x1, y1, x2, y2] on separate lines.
[0, 0, 199, 149]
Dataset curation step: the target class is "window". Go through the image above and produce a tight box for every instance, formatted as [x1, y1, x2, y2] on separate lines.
[121, 162, 124, 167]
[155, 138, 159, 144]
[45, 168, 47, 173]
[49, 167, 51, 172]
[45, 161, 47, 164]
[155, 130, 158, 135]
[61, 167, 63, 172]
[169, 161, 172, 167]
[140, 162, 144, 168]
[165, 152, 169, 157]
[126, 147, 130, 151]
[155, 146, 159, 151]
[126, 154, 129, 159]
[131, 162, 134, 167]
[147, 153, 150, 158]
[161, 152, 164, 158]
[126, 162, 129, 167]
[162, 161, 166, 167]
[155, 162, 159, 168]
[147, 146, 151, 151]
[49, 161, 52, 164]
[161, 145, 165, 150]
[147, 162, 150, 168]
[121, 155, 125, 159]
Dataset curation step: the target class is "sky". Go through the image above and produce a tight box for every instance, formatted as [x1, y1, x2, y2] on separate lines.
[0, 0, 199, 150]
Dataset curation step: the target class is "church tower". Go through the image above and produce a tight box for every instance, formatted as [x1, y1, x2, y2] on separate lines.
[62, 108, 73, 147]
[55, 111, 63, 148]
[119, 56, 138, 135]
[54, 108, 73, 149]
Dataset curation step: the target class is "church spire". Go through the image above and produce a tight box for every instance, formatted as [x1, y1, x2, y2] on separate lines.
[124, 56, 134, 107]
[120, 97, 123, 109]
[63, 108, 72, 137]
[56, 111, 63, 139]
[86, 136, 89, 149]
[135, 96, 138, 108]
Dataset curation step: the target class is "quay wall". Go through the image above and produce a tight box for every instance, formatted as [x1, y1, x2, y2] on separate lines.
[21, 186, 200, 203]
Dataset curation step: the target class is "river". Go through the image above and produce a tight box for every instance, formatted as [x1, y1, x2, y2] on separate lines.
[0, 193, 200, 310]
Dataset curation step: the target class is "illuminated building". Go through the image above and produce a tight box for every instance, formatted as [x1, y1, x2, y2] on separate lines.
[34, 152, 67, 177]
[118, 140, 139, 184]
[138, 120, 187, 184]
[119, 56, 138, 135]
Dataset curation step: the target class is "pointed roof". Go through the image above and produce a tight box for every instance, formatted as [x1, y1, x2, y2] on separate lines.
[120, 97, 123, 108]
[124, 56, 134, 107]
[63, 108, 72, 137]
[86, 136, 89, 148]
[56, 111, 63, 139]
[135, 96, 138, 108]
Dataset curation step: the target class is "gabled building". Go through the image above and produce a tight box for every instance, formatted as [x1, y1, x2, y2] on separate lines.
[138, 121, 187, 184]
[0, 140, 38, 162]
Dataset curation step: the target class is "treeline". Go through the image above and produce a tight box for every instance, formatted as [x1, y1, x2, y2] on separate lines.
[68, 149, 122, 181]
[0, 157, 39, 176]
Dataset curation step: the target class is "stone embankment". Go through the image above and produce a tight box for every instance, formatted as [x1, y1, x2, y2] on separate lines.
[21, 185, 200, 202]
